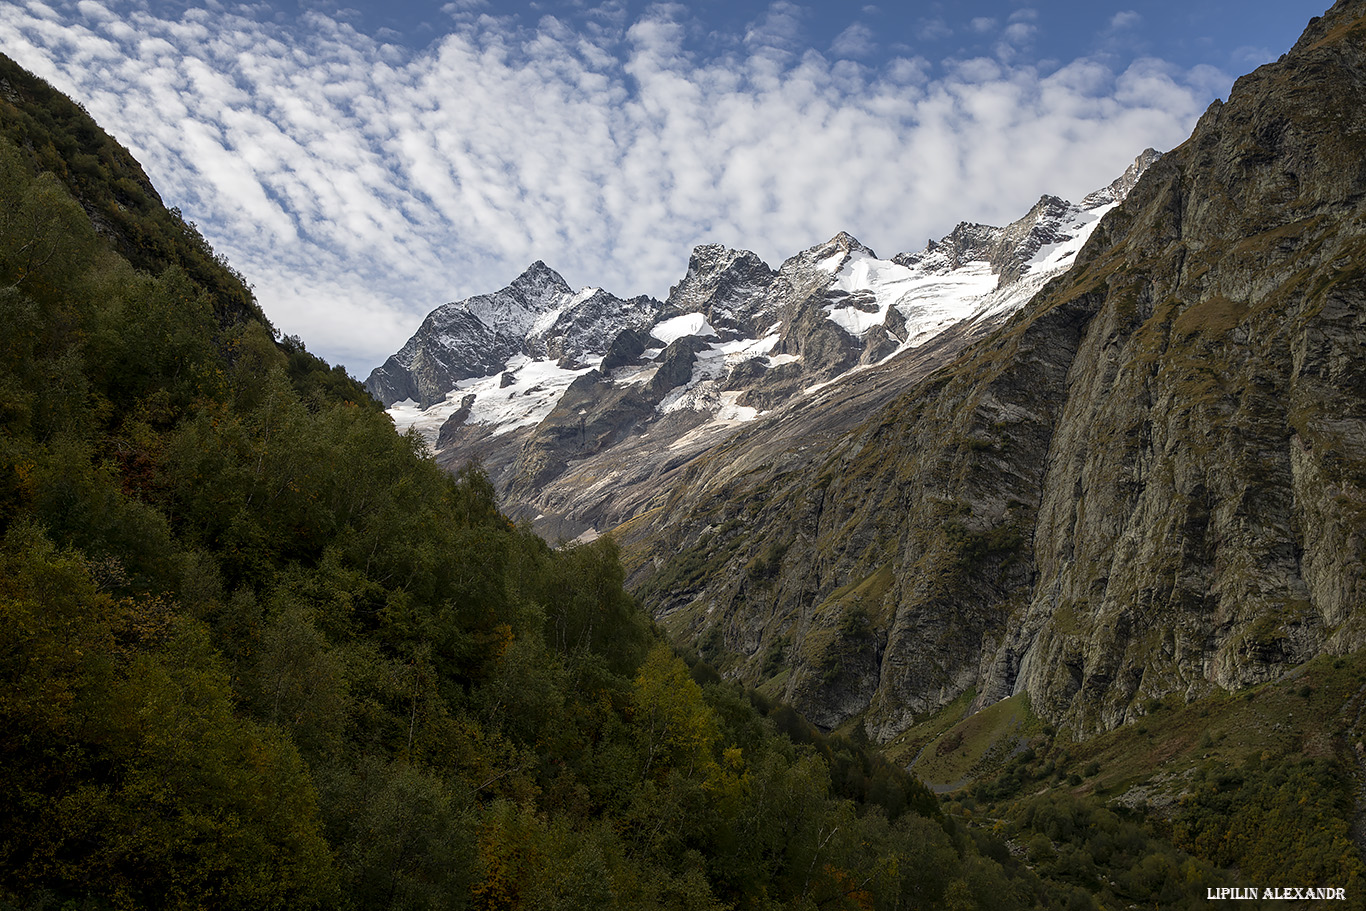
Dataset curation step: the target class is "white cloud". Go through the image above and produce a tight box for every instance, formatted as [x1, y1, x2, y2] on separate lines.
[0, 0, 1228, 374]
[831, 22, 875, 58]
[998, 21, 1037, 60]
[1110, 11, 1142, 30]
[743, 1, 805, 56]
[884, 55, 930, 86]
[917, 17, 951, 41]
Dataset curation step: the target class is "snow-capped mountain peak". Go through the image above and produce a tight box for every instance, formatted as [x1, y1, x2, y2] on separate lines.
[509, 260, 571, 299]
[812, 231, 878, 274]
[463, 261, 573, 338]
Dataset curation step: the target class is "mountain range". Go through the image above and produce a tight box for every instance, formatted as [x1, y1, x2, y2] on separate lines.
[373, 0, 1366, 753]
[369, 150, 1160, 545]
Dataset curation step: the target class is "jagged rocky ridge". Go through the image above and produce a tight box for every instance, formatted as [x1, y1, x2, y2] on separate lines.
[372, 156, 1155, 541]
[613, 0, 1366, 741]
[366, 262, 661, 409]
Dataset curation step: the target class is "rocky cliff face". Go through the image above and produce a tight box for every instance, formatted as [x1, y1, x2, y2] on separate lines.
[665, 244, 776, 339]
[1007, 0, 1366, 733]
[617, 0, 1365, 741]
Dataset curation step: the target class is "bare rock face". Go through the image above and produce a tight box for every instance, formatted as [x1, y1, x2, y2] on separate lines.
[1007, 0, 1366, 733]
[618, 0, 1366, 741]
[896, 223, 1001, 272]
[367, 307, 510, 409]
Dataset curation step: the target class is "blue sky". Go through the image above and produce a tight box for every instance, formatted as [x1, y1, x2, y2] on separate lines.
[339, 1, 1318, 74]
[0, 0, 1329, 373]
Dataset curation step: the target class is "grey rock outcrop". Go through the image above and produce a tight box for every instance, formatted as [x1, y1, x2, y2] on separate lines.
[367, 307, 510, 409]
[666, 244, 776, 339]
[1005, 1, 1366, 733]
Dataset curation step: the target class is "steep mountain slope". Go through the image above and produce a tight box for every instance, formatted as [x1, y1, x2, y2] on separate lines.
[378, 156, 1156, 540]
[618, 0, 1366, 742]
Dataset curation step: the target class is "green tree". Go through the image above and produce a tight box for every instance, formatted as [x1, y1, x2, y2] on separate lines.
[633, 645, 720, 782]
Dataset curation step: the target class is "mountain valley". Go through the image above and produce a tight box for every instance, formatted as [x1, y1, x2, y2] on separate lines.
[2, 0, 1366, 906]
[379, 0, 1366, 759]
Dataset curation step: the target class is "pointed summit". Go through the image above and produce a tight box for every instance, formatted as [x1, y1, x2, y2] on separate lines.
[505, 260, 572, 310]
[822, 231, 877, 259]
[510, 260, 570, 293]
[804, 231, 877, 277]
[461, 262, 573, 336]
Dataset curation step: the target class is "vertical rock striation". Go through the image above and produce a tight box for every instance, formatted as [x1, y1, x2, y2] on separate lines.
[1009, 0, 1366, 732]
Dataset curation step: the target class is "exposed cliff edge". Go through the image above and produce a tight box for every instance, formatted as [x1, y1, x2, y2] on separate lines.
[617, 0, 1366, 740]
